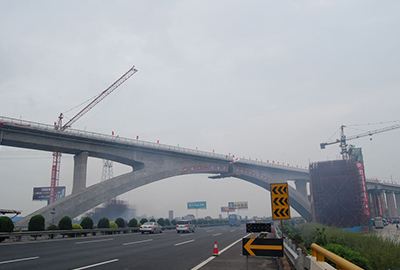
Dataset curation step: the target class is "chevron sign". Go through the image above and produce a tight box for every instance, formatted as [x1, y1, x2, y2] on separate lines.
[270, 183, 290, 220]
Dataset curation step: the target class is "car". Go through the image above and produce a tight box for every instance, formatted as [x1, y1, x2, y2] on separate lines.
[140, 222, 162, 234]
[176, 220, 195, 233]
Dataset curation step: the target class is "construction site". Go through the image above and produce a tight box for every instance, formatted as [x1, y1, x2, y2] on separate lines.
[309, 159, 368, 228]
[313, 123, 400, 228]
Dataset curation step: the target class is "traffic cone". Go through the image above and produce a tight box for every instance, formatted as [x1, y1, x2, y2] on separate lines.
[213, 241, 219, 256]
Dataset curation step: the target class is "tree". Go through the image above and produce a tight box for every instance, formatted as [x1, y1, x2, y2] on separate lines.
[28, 215, 45, 231]
[46, 224, 58, 230]
[58, 216, 72, 230]
[80, 217, 94, 229]
[109, 221, 118, 228]
[139, 218, 148, 225]
[0, 216, 14, 232]
[98, 217, 110, 228]
[171, 219, 177, 226]
[149, 218, 156, 222]
[0, 217, 14, 243]
[72, 224, 83, 230]
[115, 218, 125, 228]
[157, 218, 165, 226]
[28, 215, 45, 240]
[164, 219, 171, 226]
[128, 218, 138, 227]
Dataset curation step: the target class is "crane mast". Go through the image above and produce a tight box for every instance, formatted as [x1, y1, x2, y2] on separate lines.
[48, 66, 138, 204]
[320, 123, 400, 160]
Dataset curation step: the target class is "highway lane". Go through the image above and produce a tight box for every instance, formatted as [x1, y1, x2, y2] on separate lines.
[0, 226, 248, 270]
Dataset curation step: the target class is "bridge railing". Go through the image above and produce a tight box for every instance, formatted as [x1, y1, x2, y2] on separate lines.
[1, 116, 308, 172]
[0, 116, 231, 161]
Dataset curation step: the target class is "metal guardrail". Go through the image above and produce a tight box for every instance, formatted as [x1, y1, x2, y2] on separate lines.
[310, 243, 364, 270]
[0, 116, 309, 173]
[0, 227, 141, 241]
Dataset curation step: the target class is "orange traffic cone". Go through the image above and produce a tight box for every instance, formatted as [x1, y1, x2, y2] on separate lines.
[213, 241, 219, 256]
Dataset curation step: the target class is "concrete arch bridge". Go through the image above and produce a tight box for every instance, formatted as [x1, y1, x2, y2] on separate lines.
[0, 116, 311, 227]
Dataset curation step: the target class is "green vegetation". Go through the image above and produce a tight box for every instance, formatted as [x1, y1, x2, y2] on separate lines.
[128, 218, 138, 227]
[0, 217, 14, 242]
[0, 216, 14, 232]
[97, 217, 110, 228]
[164, 219, 171, 226]
[157, 218, 165, 226]
[80, 217, 94, 229]
[28, 215, 45, 231]
[58, 216, 72, 230]
[72, 223, 83, 230]
[109, 221, 118, 229]
[46, 224, 58, 230]
[139, 218, 148, 225]
[115, 218, 125, 228]
[285, 221, 400, 270]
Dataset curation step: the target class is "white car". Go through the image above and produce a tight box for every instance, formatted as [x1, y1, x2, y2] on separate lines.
[140, 222, 162, 234]
[176, 220, 195, 233]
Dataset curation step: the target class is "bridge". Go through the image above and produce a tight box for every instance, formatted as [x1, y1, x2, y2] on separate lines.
[0, 116, 310, 226]
[2, 116, 399, 227]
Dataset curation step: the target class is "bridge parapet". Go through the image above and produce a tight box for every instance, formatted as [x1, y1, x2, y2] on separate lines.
[0, 116, 231, 161]
[1, 116, 309, 174]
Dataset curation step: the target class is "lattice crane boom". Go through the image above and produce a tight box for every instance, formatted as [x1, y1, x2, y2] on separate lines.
[48, 65, 138, 204]
[320, 123, 400, 160]
[60, 66, 138, 131]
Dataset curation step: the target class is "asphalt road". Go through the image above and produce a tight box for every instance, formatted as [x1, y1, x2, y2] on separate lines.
[0, 226, 278, 270]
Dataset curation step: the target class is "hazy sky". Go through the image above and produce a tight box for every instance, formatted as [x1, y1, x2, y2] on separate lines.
[1, 1, 400, 221]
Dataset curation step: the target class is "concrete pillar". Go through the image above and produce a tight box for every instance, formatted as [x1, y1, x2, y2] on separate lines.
[367, 192, 377, 218]
[395, 192, 400, 217]
[72, 151, 89, 194]
[295, 180, 308, 199]
[386, 191, 395, 218]
[380, 191, 389, 218]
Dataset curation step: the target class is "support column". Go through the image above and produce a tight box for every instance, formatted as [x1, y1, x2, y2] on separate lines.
[72, 151, 89, 194]
[386, 191, 395, 218]
[367, 192, 377, 218]
[395, 192, 400, 217]
[294, 180, 308, 199]
[380, 191, 389, 218]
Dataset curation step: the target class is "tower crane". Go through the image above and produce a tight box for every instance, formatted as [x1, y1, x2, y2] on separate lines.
[320, 123, 400, 160]
[48, 66, 138, 204]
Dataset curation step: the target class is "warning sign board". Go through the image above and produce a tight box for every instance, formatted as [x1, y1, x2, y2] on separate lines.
[270, 183, 290, 220]
[242, 238, 284, 257]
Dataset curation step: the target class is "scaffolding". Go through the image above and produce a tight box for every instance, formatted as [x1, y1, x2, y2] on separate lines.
[310, 160, 367, 227]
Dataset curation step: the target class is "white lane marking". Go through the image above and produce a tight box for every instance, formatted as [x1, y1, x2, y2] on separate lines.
[213, 233, 222, 236]
[0, 256, 39, 265]
[123, 239, 153, 246]
[174, 239, 195, 246]
[190, 256, 215, 270]
[72, 259, 119, 270]
[75, 238, 113, 245]
[206, 230, 214, 232]
[190, 234, 250, 270]
[230, 230, 236, 232]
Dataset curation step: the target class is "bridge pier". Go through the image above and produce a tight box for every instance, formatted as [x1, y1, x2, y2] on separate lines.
[396, 192, 400, 217]
[386, 191, 395, 218]
[294, 180, 308, 199]
[72, 151, 89, 194]
[368, 192, 378, 218]
[379, 191, 389, 218]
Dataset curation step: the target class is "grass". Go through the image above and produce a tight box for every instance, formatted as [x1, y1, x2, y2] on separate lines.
[295, 222, 400, 270]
